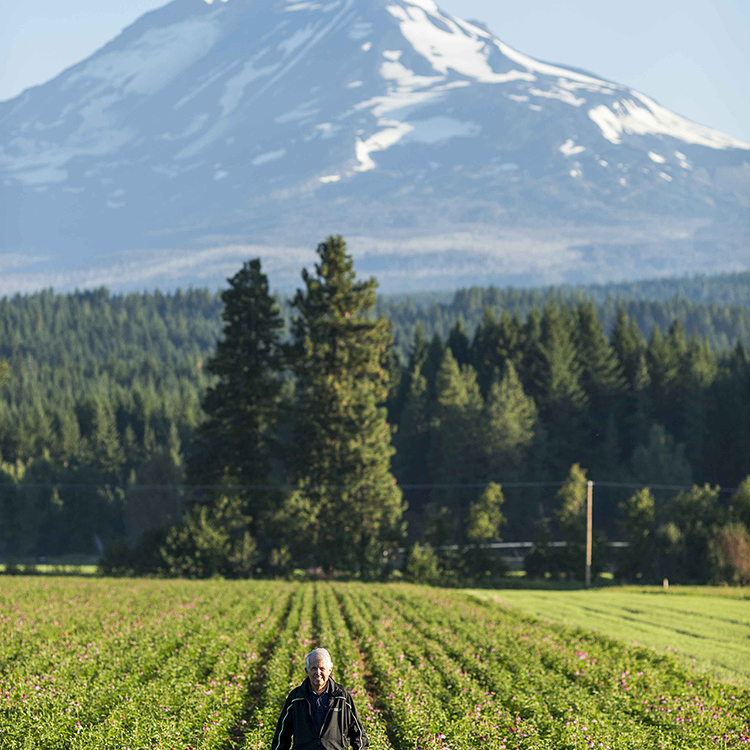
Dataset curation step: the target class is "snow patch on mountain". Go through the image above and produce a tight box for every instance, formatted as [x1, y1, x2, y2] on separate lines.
[387, 4, 534, 84]
[355, 122, 413, 170]
[492, 39, 614, 89]
[560, 139, 585, 157]
[589, 92, 750, 150]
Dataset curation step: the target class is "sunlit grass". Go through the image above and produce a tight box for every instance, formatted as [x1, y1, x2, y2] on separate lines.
[468, 585, 750, 687]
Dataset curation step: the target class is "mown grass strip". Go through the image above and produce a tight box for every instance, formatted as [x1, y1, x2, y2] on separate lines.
[470, 588, 750, 686]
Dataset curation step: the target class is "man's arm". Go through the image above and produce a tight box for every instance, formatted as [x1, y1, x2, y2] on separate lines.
[270, 694, 295, 750]
[347, 696, 369, 750]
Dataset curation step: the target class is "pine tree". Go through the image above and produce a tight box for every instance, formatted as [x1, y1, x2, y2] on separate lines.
[680, 334, 717, 475]
[533, 303, 587, 471]
[481, 362, 537, 476]
[704, 344, 750, 486]
[396, 363, 430, 484]
[427, 349, 484, 541]
[289, 236, 404, 574]
[466, 482, 506, 542]
[574, 301, 626, 403]
[422, 333, 445, 401]
[447, 318, 471, 366]
[189, 258, 285, 487]
[574, 301, 625, 471]
[429, 349, 484, 488]
[611, 306, 645, 388]
[471, 309, 525, 396]
[646, 324, 681, 435]
[630, 424, 692, 488]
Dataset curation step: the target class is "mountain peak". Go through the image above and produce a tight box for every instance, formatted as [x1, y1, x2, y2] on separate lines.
[1, 0, 748, 294]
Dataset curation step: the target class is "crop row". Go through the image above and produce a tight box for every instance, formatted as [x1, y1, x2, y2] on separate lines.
[0, 579, 294, 749]
[0, 579, 747, 749]
[337, 584, 749, 749]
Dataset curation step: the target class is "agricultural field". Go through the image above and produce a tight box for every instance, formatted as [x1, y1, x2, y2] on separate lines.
[470, 587, 750, 688]
[0, 579, 748, 749]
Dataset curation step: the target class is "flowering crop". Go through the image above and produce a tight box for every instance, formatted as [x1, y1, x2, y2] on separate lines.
[0, 578, 747, 748]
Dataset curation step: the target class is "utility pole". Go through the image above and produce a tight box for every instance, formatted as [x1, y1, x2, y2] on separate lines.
[585, 480, 593, 588]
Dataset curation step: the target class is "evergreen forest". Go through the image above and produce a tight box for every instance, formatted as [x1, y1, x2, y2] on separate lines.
[1, 255, 749, 585]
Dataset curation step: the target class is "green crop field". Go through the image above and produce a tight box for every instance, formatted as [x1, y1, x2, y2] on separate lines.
[468, 587, 750, 689]
[1, 579, 748, 749]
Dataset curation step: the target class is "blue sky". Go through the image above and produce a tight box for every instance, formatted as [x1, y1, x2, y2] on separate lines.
[2, 0, 749, 141]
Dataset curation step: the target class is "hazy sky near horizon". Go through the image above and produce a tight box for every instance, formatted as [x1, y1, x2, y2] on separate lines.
[2, 0, 749, 141]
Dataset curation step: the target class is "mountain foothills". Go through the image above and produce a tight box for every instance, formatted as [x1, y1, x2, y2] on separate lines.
[1, 256, 750, 584]
[1, 0, 749, 294]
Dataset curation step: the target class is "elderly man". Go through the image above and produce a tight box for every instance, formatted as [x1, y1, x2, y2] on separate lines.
[271, 647, 369, 750]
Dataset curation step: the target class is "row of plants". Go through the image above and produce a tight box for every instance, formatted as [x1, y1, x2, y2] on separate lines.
[337, 584, 750, 748]
[0, 580, 747, 748]
[0, 578, 293, 749]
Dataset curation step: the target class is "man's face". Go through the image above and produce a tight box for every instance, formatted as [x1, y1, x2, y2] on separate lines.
[306, 656, 332, 693]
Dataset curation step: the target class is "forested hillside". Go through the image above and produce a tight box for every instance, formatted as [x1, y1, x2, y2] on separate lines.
[1, 269, 750, 583]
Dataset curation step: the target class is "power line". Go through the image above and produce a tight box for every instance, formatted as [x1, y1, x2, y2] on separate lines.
[0, 480, 740, 492]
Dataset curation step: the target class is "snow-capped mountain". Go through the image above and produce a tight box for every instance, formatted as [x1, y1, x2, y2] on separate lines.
[1, 0, 749, 293]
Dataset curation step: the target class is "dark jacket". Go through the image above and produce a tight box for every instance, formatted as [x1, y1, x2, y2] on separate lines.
[270, 677, 369, 750]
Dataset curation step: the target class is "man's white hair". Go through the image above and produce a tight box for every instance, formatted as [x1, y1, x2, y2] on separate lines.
[305, 647, 333, 670]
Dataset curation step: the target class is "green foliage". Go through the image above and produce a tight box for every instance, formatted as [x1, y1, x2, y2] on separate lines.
[481, 363, 537, 474]
[466, 483, 506, 543]
[617, 488, 656, 581]
[3, 268, 750, 580]
[160, 495, 258, 579]
[658, 484, 723, 584]
[630, 423, 693, 488]
[709, 522, 750, 585]
[404, 542, 442, 585]
[729, 475, 750, 529]
[289, 236, 404, 574]
[556, 463, 588, 535]
[190, 259, 285, 487]
[461, 482, 508, 582]
[428, 348, 484, 493]
[480, 586, 750, 686]
[553, 464, 607, 580]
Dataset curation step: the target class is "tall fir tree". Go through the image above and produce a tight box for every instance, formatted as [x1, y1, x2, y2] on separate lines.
[395, 362, 430, 485]
[574, 301, 626, 404]
[429, 349, 484, 486]
[610, 306, 645, 388]
[481, 362, 537, 477]
[189, 258, 285, 488]
[705, 344, 750, 486]
[471, 309, 525, 396]
[289, 236, 404, 573]
[427, 349, 484, 538]
[533, 303, 587, 472]
[646, 324, 681, 436]
[447, 318, 471, 366]
[574, 301, 626, 470]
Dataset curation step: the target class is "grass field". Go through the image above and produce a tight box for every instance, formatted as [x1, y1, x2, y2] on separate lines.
[1, 578, 748, 749]
[468, 586, 750, 688]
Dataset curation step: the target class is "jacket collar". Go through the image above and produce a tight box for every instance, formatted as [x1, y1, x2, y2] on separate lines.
[298, 676, 344, 698]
